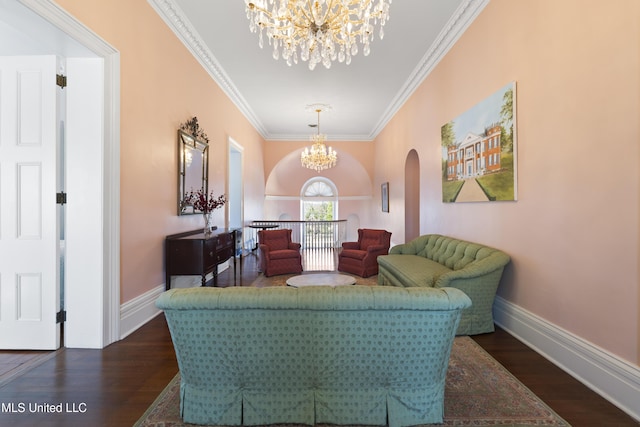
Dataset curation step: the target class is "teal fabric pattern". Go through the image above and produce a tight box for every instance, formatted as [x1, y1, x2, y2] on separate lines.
[377, 234, 510, 335]
[156, 286, 471, 427]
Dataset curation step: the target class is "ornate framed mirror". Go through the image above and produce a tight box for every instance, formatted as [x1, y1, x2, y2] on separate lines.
[178, 130, 208, 215]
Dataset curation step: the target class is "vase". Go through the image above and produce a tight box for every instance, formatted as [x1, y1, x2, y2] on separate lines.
[203, 212, 213, 235]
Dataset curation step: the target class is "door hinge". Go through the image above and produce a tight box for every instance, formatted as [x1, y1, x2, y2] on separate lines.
[56, 192, 67, 205]
[56, 74, 67, 89]
[56, 310, 67, 324]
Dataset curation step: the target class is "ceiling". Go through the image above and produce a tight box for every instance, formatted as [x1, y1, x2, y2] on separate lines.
[154, 0, 487, 141]
[0, 0, 96, 57]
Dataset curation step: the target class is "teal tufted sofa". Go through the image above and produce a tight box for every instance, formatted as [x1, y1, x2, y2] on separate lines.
[156, 285, 471, 427]
[377, 234, 510, 336]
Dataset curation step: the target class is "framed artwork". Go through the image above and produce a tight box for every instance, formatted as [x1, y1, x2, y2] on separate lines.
[381, 182, 389, 212]
[441, 81, 517, 203]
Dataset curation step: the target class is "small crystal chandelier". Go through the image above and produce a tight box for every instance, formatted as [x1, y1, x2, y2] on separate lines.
[301, 107, 337, 172]
[245, 0, 391, 70]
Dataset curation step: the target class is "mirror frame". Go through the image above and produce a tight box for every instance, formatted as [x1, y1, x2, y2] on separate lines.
[178, 130, 209, 215]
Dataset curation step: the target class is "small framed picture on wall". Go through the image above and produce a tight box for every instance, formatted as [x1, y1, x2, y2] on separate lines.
[381, 182, 389, 212]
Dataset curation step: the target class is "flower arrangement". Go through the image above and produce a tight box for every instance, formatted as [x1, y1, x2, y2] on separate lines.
[183, 189, 227, 213]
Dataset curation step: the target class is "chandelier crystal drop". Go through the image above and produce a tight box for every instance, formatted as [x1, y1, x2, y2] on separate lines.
[245, 0, 391, 70]
[301, 108, 338, 172]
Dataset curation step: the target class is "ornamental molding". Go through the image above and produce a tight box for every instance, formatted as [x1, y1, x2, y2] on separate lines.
[368, 0, 490, 139]
[147, 0, 488, 141]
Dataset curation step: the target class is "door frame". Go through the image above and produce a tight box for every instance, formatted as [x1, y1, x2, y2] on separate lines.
[228, 136, 244, 243]
[404, 149, 420, 242]
[19, 0, 121, 347]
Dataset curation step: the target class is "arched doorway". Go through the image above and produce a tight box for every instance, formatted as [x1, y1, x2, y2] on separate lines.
[299, 177, 339, 270]
[404, 150, 420, 242]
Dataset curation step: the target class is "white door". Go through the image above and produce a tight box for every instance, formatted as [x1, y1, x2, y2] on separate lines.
[0, 55, 60, 349]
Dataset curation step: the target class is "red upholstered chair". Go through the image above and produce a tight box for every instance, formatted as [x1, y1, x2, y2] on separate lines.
[258, 229, 303, 277]
[338, 228, 392, 277]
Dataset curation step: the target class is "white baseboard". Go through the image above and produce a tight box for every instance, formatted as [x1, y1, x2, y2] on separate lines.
[119, 284, 165, 340]
[119, 265, 231, 339]
[493, 296, 640, 422]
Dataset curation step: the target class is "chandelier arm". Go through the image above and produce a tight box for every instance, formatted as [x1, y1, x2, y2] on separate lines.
[249, 2, 270, 18]
[301, 0, 315, 26]
[322, 0, 338, 29]
[324, 5, 349, 33]
[323, 0, 377, 41]
[252, 2, 308, 35]
[291, 7, 312, 34]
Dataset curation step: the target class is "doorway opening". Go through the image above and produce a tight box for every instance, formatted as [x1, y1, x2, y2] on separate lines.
[0, 0, 121, 350]
[228, 137, 244, 254]
[405, 149, 420, 242]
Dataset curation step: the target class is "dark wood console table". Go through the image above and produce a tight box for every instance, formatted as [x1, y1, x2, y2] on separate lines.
[165, 228, 236, 289]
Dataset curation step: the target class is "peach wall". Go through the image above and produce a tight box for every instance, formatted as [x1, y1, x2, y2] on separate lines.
[262, 140, 374, 226]
[264, 140, 375, 182]
[265, 141, 372, 196]
[374, 0, 639, 364]
[55, 0, 640, 366]
[55, 0, 266, 302]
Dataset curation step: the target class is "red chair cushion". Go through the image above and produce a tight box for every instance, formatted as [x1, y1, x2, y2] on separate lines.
[269, 249, 299, 260]
[340, 249, 367, 260]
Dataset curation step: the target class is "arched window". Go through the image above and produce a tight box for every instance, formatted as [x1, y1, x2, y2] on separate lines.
[301, 178, 338, 220]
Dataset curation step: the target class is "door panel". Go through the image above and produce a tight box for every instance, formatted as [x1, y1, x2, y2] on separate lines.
[0, 55, 60, 350]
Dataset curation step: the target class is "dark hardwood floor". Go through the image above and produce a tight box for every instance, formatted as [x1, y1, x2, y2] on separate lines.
[0, 252, 637, 426]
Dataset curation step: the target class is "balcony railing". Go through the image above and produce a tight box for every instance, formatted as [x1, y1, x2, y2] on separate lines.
[246, 220, 347, 251]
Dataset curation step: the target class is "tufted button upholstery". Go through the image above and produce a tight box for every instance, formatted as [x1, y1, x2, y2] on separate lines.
[378, 234, 510, 335]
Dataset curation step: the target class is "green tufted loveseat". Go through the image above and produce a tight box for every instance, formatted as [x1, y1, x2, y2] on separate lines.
[377, 234, 510, 336]
[156, 285, 471, 427]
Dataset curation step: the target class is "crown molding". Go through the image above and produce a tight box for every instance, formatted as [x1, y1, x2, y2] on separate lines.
[147, 0, 268, 137]
[368, 0, 490, 139]
[148, 0, 488, 141]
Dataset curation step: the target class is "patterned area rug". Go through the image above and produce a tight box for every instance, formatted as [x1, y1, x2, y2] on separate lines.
[135, 336, 569, 427]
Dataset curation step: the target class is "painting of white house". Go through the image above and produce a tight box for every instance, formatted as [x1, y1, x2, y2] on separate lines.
[441, 81, 517, 202]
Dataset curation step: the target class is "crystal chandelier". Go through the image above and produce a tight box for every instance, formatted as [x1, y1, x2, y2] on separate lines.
[245, 0, 391, 70]
[301, 107, 337, 172]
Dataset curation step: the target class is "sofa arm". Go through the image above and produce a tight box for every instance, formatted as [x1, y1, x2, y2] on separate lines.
[389, 243, 416, 255]
[258, 243, 270, 255]
[342, 241, 360, 250]
[365, 244, 389, 258]
[365, 244, 385, 253]
[288, 242, 301, 251]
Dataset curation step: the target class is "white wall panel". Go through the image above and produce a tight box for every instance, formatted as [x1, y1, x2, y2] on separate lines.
[17, 273, 41, 321]
[0, 55, 58, 349]
[17, 70, 41, 146]
[17, 162, 41, 239]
